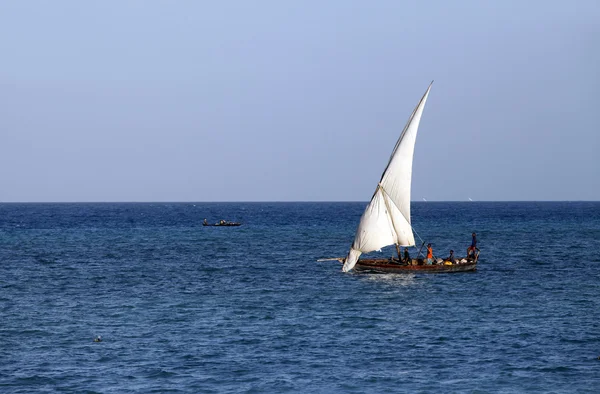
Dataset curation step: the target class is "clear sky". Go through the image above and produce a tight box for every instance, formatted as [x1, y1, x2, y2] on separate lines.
[1, 1, 598, 202]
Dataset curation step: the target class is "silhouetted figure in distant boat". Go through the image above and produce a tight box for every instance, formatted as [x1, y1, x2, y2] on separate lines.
[203, 219, 208, 225]
[94, 336, 102, 342]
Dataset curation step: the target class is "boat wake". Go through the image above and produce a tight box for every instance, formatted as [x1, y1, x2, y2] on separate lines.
[363, 273, 418, 286]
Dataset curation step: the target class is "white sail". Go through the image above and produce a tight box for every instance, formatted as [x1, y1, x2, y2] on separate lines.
[343, 83, 432, 272]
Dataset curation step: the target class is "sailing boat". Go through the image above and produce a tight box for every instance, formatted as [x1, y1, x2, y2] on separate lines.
[333, 82, 478, 273]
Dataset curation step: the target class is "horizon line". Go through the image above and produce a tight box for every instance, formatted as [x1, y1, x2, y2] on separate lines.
[0, 200, 598, 204]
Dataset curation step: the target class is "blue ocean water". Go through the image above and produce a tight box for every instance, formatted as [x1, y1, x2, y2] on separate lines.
[1, 202, 599, 393]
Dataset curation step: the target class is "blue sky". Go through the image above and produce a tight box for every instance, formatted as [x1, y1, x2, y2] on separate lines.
[1, 1, 598, 202]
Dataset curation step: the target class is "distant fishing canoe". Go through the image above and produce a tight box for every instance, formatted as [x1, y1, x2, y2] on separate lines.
[203, 220, 242, 227]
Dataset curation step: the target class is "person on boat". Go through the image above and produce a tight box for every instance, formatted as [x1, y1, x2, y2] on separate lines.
[402, 247, 411, 265]
[220, 220, 225, 225]
[203, 218, 208, 225]
[426, 243, 434, 265]
[446, 250, 455, 263]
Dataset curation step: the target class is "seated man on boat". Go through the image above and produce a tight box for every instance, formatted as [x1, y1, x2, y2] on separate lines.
[203, 218, 208, 225]
[445, 250, 456, 264]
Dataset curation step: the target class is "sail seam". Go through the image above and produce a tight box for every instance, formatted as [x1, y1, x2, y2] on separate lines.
[378, 184, 399, 243]
[380, 183, 422, 247]
[378, 184, 409, 227]
[378, 183, 413, 246]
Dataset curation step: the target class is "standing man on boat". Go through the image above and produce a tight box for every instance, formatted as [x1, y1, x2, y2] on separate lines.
[467, 232, 477, 260]
[426, 244, 434, 265]
[402, 247, 411, 265]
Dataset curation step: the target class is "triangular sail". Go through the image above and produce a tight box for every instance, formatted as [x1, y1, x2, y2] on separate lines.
[343, 83, 432, 272]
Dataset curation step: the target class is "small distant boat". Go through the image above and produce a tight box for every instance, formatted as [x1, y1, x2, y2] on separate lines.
[319, 82, 479, 273]
[203, 219, 242, 227]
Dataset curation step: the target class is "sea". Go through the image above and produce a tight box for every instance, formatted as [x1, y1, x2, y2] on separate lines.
[1, 202, 599, 393]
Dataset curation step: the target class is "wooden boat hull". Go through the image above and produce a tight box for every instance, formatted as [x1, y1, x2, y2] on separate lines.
[354, 259, 477, 273]
[202, 223, 241, 227]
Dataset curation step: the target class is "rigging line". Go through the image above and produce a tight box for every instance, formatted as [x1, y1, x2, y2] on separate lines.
[412, 227, 425, 245]
[413, 228, 439, 260]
